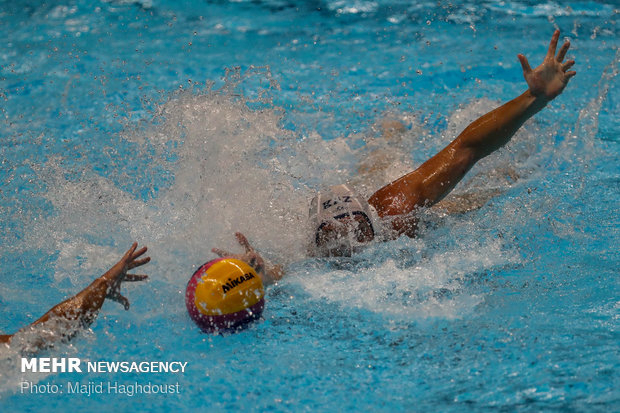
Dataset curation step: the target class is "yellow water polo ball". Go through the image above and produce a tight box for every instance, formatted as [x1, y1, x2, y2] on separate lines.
[185, 258, 265, 333]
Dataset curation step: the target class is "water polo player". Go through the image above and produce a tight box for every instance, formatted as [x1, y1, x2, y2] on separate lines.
[217, 30, 576, 262]
[0, 243, 150, 352]
[311, 29, 576, 256]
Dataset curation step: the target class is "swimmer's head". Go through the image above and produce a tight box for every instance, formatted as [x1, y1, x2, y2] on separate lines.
[309, 185, 379, 257]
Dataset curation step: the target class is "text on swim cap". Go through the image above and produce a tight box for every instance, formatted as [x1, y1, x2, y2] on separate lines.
[221, 272, 255, 294]
[322, 195, 353, 211]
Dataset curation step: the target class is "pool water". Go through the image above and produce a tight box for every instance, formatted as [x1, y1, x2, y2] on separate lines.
[1, 0, 618, 411]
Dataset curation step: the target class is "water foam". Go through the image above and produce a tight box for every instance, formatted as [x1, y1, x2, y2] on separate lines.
[296, 236, 520, 322]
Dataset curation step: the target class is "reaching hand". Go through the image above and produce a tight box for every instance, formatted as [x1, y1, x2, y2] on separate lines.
[518, 29, 576, 101]
[103, 243, 150, 310]
[1, 242, 151, 351]
[212, 232, 266, 275]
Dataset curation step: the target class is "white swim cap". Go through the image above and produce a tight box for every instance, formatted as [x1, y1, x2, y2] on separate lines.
[309, 184, 382, 256]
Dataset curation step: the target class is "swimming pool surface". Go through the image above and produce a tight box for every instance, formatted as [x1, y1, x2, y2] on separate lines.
[1, 0, 618, 411]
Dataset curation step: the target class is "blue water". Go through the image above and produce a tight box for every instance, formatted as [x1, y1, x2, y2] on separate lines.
[1, 0, 618, 411]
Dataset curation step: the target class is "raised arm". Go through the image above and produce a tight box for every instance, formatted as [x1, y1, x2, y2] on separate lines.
[1, 243, 150, 349]
[369, 30, 576, 235]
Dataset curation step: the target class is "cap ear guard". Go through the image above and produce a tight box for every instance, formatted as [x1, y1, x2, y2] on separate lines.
[332, 211, 375, 240]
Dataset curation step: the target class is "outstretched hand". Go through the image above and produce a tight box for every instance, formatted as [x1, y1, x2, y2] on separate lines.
[518, 29, 576, 101]
[1, 242, 151, 351]
[212, 232, 284, 285]
[102, 243, 150, 310]
[212, 232, 266, 275]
